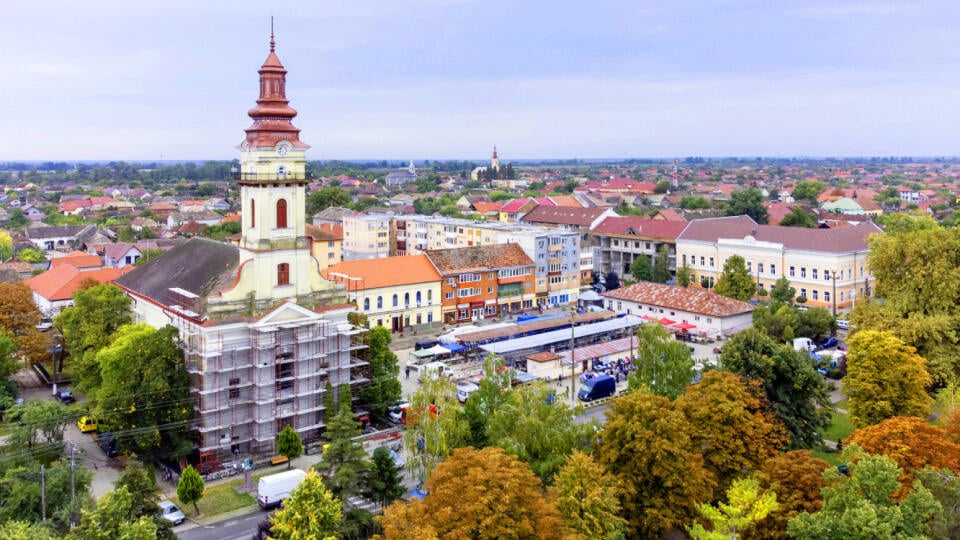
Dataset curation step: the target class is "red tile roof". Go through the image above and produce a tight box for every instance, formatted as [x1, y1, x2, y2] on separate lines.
[602, 282, 755, 318]
[306, 223, 343, 242]
[321, 254, 441, 289]
[425, 243, 534, 274]
[26, 264, 132, 301]
[50, 251, 101, 269]
[592, 217, 687, 240]
[677, 216, 883, 252]
[520, 205, 612, 226]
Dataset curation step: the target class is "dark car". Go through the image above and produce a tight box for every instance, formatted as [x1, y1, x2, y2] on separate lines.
[818, 337, 840, 350]
[98, 432, 118, 457]
[55, 390, 76, 404]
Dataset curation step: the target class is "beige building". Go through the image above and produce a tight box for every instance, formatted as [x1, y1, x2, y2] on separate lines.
[675, 216, 882, 311]
[306, 223, 343, 271]
[342, 213, 393, 260]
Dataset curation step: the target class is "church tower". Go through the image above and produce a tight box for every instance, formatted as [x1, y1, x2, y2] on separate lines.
[219, 24, 332, 306]
[491, 146, 500, 171]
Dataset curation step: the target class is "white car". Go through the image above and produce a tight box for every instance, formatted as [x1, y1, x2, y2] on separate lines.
[158, 500, 186, 526]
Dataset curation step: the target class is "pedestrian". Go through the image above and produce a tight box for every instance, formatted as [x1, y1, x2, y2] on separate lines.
[557, 373, 562, 386]
[405, 365, 411, 379]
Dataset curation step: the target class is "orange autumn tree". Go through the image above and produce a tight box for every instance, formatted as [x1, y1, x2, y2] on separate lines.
[0, 281, 48, 364]
[378, 446, 562, 539]
[744, 450, 830, 540]
[846, 416, 960, 486]
[675, 370, 789, 500]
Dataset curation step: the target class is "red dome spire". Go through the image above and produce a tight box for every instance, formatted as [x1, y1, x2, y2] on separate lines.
[241, 21, 308, 150]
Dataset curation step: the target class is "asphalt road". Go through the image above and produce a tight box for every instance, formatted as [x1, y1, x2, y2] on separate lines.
[177, 509, 266, 540]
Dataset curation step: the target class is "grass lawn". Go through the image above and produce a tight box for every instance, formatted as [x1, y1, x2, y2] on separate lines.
[173, 483, 255, 517]
[811, 446, 842, 466]
[833, 398, 849, 410]
[823, 410, 855, 443]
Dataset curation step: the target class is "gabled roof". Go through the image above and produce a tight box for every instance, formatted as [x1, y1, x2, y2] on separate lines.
[321, 254, 441, 289]
[425, 243, 534, 274]
[592, 217, 687, 240]
[305, 223, 343, 242]
[26, 264, 131, 301]
[519, 205, 611, 226]
[312, 206, 354, 222]
[50, 250, 101, 269]
[102, 242, 139, 261]
[114, 237, 240, 306]
[677, 215, 883, 252]
[25, 225, 90, 239]
[500, 198, 535, 213]
[602, 282, 754, 318]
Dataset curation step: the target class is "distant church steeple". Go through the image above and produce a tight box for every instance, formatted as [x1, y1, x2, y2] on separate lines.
[491, 146, 500, 171]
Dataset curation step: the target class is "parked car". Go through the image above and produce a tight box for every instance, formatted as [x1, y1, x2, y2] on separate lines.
[387, 401, 411, 424]
[98, 432, 118, 458]
[76, 416, 98, 433]
[55, 390, 76, 404]
[578, 374, 617, 402]
[818, 336, 840, 350]
[158, 500, 186, 526]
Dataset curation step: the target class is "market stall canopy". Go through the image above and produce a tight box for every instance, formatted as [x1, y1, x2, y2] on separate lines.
[658, 318, 676, 325]
[674, 322, 697, 331]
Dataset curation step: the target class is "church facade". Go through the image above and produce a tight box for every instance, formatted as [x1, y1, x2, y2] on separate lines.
[116, 30, 368, 457]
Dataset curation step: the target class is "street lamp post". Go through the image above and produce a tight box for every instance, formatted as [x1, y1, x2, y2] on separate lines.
[568, 310, 576, 401]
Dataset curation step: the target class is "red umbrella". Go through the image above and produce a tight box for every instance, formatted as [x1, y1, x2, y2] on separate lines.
[674, 322, 697, 331]
[658, 317, 675, 325]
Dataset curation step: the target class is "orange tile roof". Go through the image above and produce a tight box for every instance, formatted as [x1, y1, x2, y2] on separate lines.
[26, 264, 131, 301]
[50, 251, 102, 269]
[321, 254, 441, 289]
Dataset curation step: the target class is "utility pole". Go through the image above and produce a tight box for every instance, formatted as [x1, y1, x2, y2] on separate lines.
[70, 443, 77, 528]
[569, 310, 576, 401]
[40, 464, 46, 521]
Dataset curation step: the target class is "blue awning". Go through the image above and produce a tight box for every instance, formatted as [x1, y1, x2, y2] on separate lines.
[445, 344, 466, 352]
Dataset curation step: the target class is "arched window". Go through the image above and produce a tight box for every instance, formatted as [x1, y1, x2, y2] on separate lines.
[416, 291, 422, 304]
[392, 294, 398, 307]
[277, 263, 289, 286]
[377, 296, 383, 309]
[276, 199, 288, 229]
[404, 292, 410, 306]
[250, 199, 256, 228]
[363, 298, 370, 311]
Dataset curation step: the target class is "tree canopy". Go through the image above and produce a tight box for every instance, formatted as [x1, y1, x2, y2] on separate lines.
[843, 330, 933, 428]
[176, 465, 204, 514]
[548, 450, 627, 539]
[846, 416, 960, 487]
[652, 244, 672, 283]
[627, 322, 695, 400]
[0, 282, 47, 364]
[403, 377, 468, 485]
[720, 328, 831, 448]
[307, 186, 352, 217]
[714, 255, 756, 302]
[69, 486, 158, 540]
[724, 187, 769, 224]
[596, 391, 714, 538]
[629, 254, 652, 282]
[357, 327, 402, 422]
[778, 207, 818, 228]
[791, 181, 825, 203]
[689, 477, 779, 540]
[55, 284, 132, 394]
[270, 469, 342, 540]
[746, 450, 829, 540]
[276, 425, 303, 468]
[380, 446, 562, 539]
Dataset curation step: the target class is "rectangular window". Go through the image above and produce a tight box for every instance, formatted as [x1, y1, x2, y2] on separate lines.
[747, 261, 752, 272]
[277, 263, 290, 286]
[812, 290, 819, 301]
[824, 291, 831, 302]
[700, 256, 705, 266]
[789, 266, 795, 277]
[445, 292, 453, 299]
[800, 288, 807, 298]
[709, 257, 715, 267]
[812, 269, 818, 280]
[229, 388, 240, 399]
[757, 263, 764, 274]
[825, 269, 831, 281]
[800, 267, 807, 278]
[458, 310, 469, 319]
[770, 264, 776, 275]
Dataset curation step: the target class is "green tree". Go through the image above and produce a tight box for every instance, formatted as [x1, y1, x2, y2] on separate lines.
[720, 329, 831, 448]
[629, 255, 652, 282]
[486, 381, 598, 484]
[549, 450, 627, 539]
[94, 324, 191, 457]
[652, 244, 672, 283]
[313, 385, 371, 501]
[751, 303, 802, 343]
[724, 187, 768, 224]
[276, 425, 303, 469]
[714, 255, 757, 301]
[269, 469, 342, 540]
[746, 450, 829, 540]
[679, 195, 711, 209]
[627, 322, 695, 400]
[176, 465, 204, 514]
[0, 230, 13, 262]
[461, 354, 513, 448]
[596, 391, 715, 538]
[768, 276, 796, 304]
[915, 467, 960, 539]
[7, 208, 28, 228]
[69, 486, 158, 540]
[844, 330, 933, 428]
[16, 247, 44, 263]
[307, 186, 352, 217]
[791, 181, 825, 203]
[676, 263, 693, 288]
[6, 399, 69, 455]
[135, 248, 164, 266]
[0, 520, 57, 540]
[55, 284, 132, 394]
[654, 180, 671, 194]
[778, 207, 817, 228]
[689, 477, 779, 540]
[0, 460, 91, 530]
[403, 376, 469, 485]
[796, 307, 835, 339]
[365, 446, 405, 508]
[787, 446, 942, 539]
[113, 460, 174, 538]
[358, 327, 402, 422]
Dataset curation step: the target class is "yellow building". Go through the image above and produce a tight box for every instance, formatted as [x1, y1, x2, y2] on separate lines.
[676, 216, 882, 311]
[322, 254, 442, 333]
[306, 223, 342, 271]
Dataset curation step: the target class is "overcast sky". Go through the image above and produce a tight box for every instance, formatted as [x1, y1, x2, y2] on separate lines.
[2, 1, 958, 161]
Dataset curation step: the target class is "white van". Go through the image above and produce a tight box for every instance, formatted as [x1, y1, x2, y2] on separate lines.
[456, 380, 480, 403]
[257, 469, 307, 509]
[792, 337, 816, 352]
[417, 361, 448, 383]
